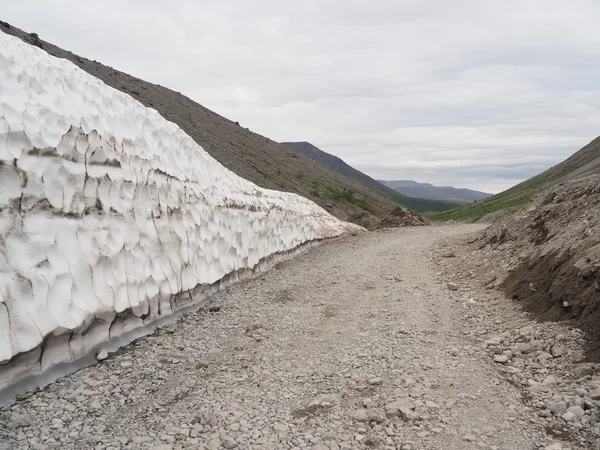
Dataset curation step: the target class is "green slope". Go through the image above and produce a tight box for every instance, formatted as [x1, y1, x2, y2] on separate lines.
[430, 136, 600, 222]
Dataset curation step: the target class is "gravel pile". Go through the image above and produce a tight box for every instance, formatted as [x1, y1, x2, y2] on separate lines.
[377, 207, 429, 229]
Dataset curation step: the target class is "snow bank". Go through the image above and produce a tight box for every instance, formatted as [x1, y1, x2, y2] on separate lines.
[0, 31, 354, 388]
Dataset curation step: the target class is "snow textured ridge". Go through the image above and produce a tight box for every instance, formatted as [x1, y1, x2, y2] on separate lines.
[0, 31, 356, 385]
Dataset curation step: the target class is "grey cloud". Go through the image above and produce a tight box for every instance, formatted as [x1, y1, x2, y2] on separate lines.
[4, 0, 600, 193]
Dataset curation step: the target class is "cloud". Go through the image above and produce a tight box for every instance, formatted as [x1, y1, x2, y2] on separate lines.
[4, 0, 600, 193]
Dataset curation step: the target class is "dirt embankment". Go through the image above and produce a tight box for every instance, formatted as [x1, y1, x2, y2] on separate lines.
[377, 206, 430, 228]
[470, 174, 600, 359]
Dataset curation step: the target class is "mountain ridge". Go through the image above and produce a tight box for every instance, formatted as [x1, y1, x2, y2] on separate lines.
[282, 141, 462, 213]
[378, 179, 492, 203]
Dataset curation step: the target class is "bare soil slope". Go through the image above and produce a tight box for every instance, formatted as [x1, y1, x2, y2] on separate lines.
[469, 174, 600, 359]
[0, 22, 403, 221]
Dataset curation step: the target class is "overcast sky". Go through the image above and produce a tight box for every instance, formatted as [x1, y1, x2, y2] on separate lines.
[5, 1, 600, 193]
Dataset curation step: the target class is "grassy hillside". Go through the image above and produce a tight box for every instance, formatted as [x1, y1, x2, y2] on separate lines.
[282, 142, 462, 213]
[429, 136, 600, 222]
[1, 22, 411, 221]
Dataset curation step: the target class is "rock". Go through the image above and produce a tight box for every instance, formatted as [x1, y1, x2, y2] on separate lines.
[447, 282, 459, 291]
[95, 349, 109, 361]
[542, 375, 558, 386]
[385, 400, 414, 418]
[566, 405, 585, 421]
[544, 444, 564, 450]
[493, 355, 509, 364]
[551, 344, 565, 357]
[537, 352, 553, 361]
[221, 435, 237, 449]
[348, 211, 371, 228]
[377, 207, 429, 228]
[353, 409, 369, 422]
[463, 434, 476, 442]
[573, 366, 595, 378]
[50, 418, 64, 429]
[312, 445, 329, 450]
[30, 443, 48, 450]
[548, 401, 568, 416]
[208, 305, 221, 313]
[589, 388, 600, 400]
[442, 251, 456, 258]
[150, 446, 173, 450]
[7, 414, 31, 429]
[368, 377, 383, 385]
[353, 408, 386, 423]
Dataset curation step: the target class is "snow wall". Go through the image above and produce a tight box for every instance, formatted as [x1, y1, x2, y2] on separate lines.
[0, 31, 355, 390]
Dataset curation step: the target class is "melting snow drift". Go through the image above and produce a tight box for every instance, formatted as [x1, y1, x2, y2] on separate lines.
[0, 31, 355, 391]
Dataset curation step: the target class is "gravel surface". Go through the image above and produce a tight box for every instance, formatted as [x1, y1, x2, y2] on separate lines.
[0, 225, 589, 449]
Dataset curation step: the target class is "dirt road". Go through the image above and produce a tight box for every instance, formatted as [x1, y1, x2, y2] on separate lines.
[0, 225, 585, 449]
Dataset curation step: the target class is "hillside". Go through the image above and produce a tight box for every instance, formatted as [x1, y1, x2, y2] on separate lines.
[282, 141, 462, 213]
[430, 136, 600, 222]
[467, 173, 600, 359]
[0, 21, 406, 222]
[379, 179, 491, 203]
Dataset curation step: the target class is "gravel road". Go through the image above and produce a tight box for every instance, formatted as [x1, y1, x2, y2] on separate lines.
[0, 225, 584, 449]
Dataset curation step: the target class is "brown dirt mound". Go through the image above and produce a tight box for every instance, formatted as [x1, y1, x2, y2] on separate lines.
[477, 174, 600, 359]
[377, 207, 429, 228]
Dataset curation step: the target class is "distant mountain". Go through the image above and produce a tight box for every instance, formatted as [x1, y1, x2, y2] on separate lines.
[378, 180, 492, 203]
[281, 142, 462, 213]
[430, 135, 600, 223]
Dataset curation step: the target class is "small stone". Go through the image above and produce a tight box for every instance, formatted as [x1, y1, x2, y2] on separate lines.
[565, 405, 585, 421]
[573, 366, 595, 378]
[353, 408, 386, 423]
[368, 377, 383, 385]
[551, 344, 565, 357]
[537, 352, 553, 361]
[150, 446, 173, 450]
[221, 435, 237, 449]
[589, 388, 600, 400]
[96, 349, 109, 361]
[8, 415, 31, 429]
[463, 434, 476, 442]
[312, 445, 329, 450]
[548, 401, 568, 416]
[544, 443, 563, 450]
[542, 375, 557, 386]
[208, 305, 221, 313]
[493, 355, 509, 364]
[447, 282, 459, 291]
